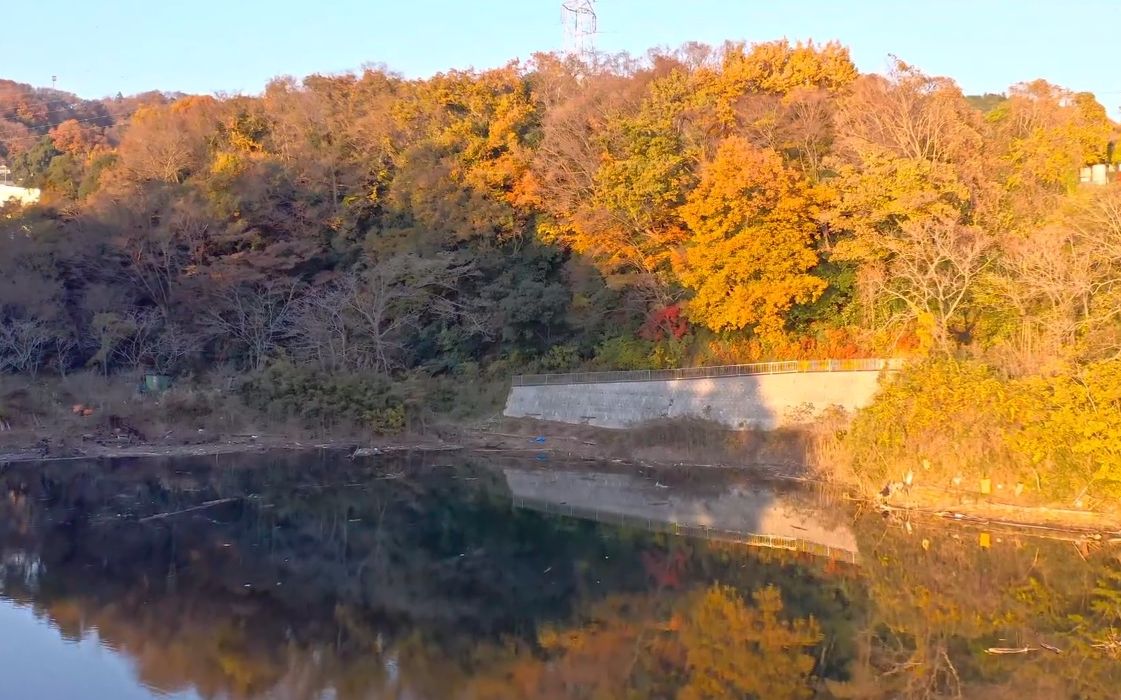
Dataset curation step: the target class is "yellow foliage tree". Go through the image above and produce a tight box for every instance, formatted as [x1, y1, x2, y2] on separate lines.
[696, 40, 857, 131]
[676, 136, 826, 336]
[987, 80, 1115, 226]
[825, 154, 972, 261]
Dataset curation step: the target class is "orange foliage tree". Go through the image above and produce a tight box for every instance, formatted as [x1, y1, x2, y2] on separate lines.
[676, 136, 826, 336]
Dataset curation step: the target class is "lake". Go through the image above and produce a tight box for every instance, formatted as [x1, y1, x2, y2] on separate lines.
[0, 449, 1118, 699]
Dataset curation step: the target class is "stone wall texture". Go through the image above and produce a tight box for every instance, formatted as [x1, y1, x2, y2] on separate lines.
[503, 369, 888, 430]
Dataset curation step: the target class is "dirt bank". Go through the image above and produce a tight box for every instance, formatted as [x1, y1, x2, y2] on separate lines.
[0, 416, 801, 472]
[453, 417, 812, 477]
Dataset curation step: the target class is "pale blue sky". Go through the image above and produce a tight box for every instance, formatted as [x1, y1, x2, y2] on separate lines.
[5, 0, 1120, 113]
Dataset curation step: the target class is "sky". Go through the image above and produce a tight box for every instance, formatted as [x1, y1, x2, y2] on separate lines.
[4, 0, 1120, 114]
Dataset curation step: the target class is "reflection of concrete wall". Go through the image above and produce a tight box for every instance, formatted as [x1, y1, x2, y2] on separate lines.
[503, 468, 859, 558]
[0, 184, 40, 205]
[504, 370, 885, 430]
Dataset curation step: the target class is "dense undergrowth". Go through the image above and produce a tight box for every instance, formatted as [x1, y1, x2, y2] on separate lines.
[834, 359, 1121, 506]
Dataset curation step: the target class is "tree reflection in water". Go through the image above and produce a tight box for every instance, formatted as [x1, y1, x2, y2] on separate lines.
[0, 449, 1119, 699]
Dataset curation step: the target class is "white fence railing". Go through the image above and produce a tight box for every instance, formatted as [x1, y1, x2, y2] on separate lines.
[512, 358, 904, 387]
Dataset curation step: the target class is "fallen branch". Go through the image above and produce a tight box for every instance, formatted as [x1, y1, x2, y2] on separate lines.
[139, 498, 240, 523]
[985, 647, 1035, 655]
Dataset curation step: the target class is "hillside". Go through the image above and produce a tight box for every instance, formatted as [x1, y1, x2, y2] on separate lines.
[1, 41, 1120, 507]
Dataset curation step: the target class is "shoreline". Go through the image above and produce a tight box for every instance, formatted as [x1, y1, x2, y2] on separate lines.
[3, 420, 1119, 538]
[870, 487, 1121, 537]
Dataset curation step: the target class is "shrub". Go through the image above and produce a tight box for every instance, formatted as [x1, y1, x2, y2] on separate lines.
[369, 405, 406, 434]
[1011, 361, 1121, 502]
[241, 362, 408, 434]
[540, 343, 581, 371]
[594, 335, 691, 371]
[842, 359, 1121, 504]
[843, 360, 1025, 493]
[594, 336, 657, 370]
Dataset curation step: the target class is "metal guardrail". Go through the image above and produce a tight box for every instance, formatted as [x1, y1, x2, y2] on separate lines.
[512, 358, 904, 387]
[512, 495, 861, 565]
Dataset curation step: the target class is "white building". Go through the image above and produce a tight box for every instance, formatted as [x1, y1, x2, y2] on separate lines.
[0, 183, 41, 205]
[1080, 163, 1117, 186]
[0, 164, 40, 205]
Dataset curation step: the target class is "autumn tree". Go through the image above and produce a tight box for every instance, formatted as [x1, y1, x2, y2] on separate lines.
[988, 184, 1121, 364]
[113, 96, 220, 185]
[692, 40, 857, 138]
[676, 136, 826, 335]
[824, 62, 989, 332]
[530, 57, 693, 302]
[829, 61, 986, 230]
[986, 81, 1115, 226]
[2, 39, 1120, 393]
[49, 119, 107, 158]
[879, 217, 995, 352]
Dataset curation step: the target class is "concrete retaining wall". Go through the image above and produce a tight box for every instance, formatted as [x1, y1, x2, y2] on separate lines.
[504, 369, 887, 430]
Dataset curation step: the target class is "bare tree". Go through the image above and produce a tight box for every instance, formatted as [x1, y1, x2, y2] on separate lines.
[880, 217, 995, 351]
[343, 254, 475, 375]
[83, 308, 202, 375]
[1062, 188, 1121, 356]
[151, 321, 202, 374]
[289, 282, 357, 372]
[50, 333, 77, 376]
[1069, 188, 1121, 283]
[835, 61, 983, 167]
[989, 187, 1121, 365]
[731, 88, 836, 179]
[288, 254, 484, 375]
[0, 318, 53, 375]
[988, 227, 1095, 366]
[105, 190, 212, 313]
[780, 87, 835, 178]
[115, 97, 218, 184]
[204, 281, 301, 370]
[110, 308, 164, 369]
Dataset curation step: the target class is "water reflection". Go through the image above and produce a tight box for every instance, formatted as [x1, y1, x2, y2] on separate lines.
[0, 450, 1118, 699]
[505, 467, 860, 562]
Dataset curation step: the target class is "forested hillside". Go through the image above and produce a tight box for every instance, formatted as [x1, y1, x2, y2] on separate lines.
[2, 42, 1120, 475]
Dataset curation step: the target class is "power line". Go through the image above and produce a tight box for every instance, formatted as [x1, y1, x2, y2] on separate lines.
[0, 108, 120, 129]
[0, 96, 141, 117]
[0, 90, 109, 107]
[0, 90, 172, 122]
[0, 112, 134, 150]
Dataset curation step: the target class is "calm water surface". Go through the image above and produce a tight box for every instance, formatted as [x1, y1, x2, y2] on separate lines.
[0, 449, 1118, 699]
